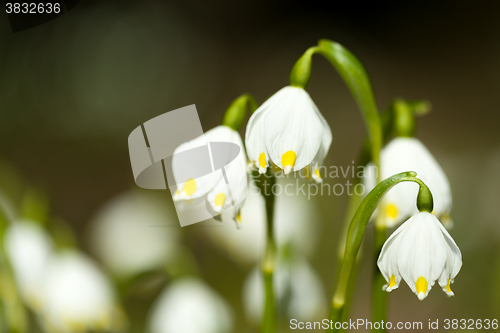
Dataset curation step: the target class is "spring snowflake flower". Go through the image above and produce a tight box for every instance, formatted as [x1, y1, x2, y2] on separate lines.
[88, 191, 180, 278]
[147, 278, 233, 333]
[4, 220, 53, 309]
[172, 125, 248, 220]
[243, 258, 326, 325]
[377, 212, 462, 300]
[39, 251, 125, 333]
[206, 178, 320, 265]
[245, 86, 332, 179]
[364, 137, 452, 228]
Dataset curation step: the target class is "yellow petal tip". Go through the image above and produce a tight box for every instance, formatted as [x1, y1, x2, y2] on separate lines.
[389, 275, 397, 288]
[182, 179, 197, 197]
[281, 151, 296, 174]
[416, 277, 428, 300]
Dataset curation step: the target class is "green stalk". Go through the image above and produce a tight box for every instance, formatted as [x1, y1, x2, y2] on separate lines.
[315, 40, 382, 170]
[327, 172, 432, 332]
[260, 174, 277, 333]
[222, 93, 258, 131]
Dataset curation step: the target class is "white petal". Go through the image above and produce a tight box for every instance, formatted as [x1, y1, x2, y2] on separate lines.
[4, 220, 53, 307]
[245, 91, 284, 174]
[88, 191, 180, 278]
[364, 137, 452, 228]
[148, 278, 233, 333]
[206, 189, 266, 265]
[263, 86, 324, 172]
[40, 251, 119, 332]
[378, 212, 461, 300]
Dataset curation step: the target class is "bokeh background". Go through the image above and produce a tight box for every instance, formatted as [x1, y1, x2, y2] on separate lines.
[1, 0, 499, 332]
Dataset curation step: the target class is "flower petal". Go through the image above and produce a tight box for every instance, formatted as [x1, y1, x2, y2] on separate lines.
[263, 86, 324, 173]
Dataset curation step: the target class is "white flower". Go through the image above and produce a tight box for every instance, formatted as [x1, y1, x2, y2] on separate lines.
[4, 219, 53, 309]
[39, 251, 125, 333]
[364, 137, 452, 228]
[377, 212, 462, 300]
[206, 178, 320, 265]
[245, 86, 332, 178]
[88, 190, 181, 278]
[147, 277, 233, 333]
[242, 258, 326, 326]
[172, 125, 248, 219]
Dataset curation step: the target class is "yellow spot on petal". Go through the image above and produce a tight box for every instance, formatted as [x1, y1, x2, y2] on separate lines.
[237, 211, 242, 222]
[389, 275, 397, 288]
[182, 179, 196, 196]
[416, 277, 428, 295]
[259, 152, 267, 168]
[175, 189, 179, 196]
[314, 167, 321, 179]
[214, 193, 226, 207]
[386, 204, 398, 219]
[446, 278, 452, 293]
[282, 151, 297, 169]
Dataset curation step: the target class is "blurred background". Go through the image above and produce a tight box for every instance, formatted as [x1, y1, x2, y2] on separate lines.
[0, 0, 499, 332]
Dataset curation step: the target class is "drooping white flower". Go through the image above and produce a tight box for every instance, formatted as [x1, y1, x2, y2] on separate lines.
[4, 219, 53, 309]
[206, 178, 320, 265]
[88, 190, 180, 278]
[245, 86, 332, 178]
[147, 277, 233, 333]
[172, 125, 248, 220]
[243, 257, 326, 326]
[39, 251, 125, 333]
[364, 137, 452, 228]
[377, 212, 462, 300]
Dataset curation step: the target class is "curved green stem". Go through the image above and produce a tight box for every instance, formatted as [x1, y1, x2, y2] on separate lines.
[290, 40, 387, 331]
[222, 93, 258, 131]
[327, 172, 432, 332]
[290, 40, 382, 172]
[315, 40, 382, 171]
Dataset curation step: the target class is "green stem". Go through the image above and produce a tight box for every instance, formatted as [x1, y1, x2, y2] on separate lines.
[315, 40, 382, 171]
[222, 93, 258, 131]
[261, 174, 276, 333]
[327, 172, 432, 332]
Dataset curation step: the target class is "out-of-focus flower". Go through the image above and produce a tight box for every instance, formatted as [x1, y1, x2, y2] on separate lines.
[39, 251, 125, 333]
[206, 178, 320, 265]
[377, 212, 462, 300]
[207, 188, 266, 264]
[245, 86, 332, 177]
[243, 257, 326, 325]
[147, 277, 233, 333]
[172, 125, 248, 221]
[4, 219, 53, 309]
[88, 190, 180, 278]
[364, 137, 452, 228]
